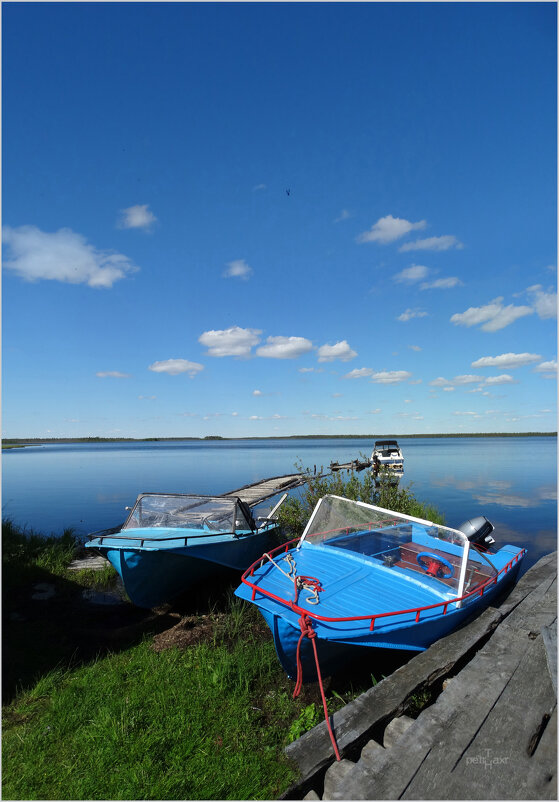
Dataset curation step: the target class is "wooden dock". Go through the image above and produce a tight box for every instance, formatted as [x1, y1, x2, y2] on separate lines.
[224, 473, 306, 506]
[284, 552, 557, 800]
[330, 459, 372, 473]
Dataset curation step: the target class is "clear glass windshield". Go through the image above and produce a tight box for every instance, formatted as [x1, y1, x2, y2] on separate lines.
[122, 494, 251, 533]
[301, 495, 496, 596]
[373, 442, 402, 456]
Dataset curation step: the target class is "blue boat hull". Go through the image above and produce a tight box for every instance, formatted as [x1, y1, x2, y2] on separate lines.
[93, 528, 277, 608]
[259, 559, 522, 682]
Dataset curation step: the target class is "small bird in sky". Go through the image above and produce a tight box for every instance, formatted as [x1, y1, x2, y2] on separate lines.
[286, 188, 291, 196]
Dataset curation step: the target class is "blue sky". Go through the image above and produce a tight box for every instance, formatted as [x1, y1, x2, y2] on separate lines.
[2, 2, 557, 438]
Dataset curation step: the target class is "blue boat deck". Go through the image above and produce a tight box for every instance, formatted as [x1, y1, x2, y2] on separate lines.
[251, 541, 451, 623]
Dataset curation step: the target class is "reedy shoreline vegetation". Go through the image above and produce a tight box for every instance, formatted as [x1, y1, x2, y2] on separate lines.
[3, 473, 446, 799]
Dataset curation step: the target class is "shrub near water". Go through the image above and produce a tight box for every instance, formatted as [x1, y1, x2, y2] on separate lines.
[277, 462, 445, 538]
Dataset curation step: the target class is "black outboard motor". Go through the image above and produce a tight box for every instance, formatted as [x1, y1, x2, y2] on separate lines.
[458, 516, 495, 551]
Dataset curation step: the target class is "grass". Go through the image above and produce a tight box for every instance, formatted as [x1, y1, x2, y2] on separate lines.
[2, 627, 299, 799]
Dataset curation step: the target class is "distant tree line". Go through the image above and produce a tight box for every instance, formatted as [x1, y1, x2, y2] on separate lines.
[2, 431, 555, 445]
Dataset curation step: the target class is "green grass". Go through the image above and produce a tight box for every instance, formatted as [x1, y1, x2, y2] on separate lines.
[2, 519, 78, 582]
[2, 631, 299, 800]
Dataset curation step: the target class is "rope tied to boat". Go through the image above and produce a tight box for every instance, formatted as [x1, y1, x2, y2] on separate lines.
[294, 575, 323, 606]
[260, 551, 296, 579]
[293, 614, 341, 762]
[261, 552, 323, 606]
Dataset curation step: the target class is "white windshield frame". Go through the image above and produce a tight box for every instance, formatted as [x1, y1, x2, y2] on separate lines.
[299, 495, 473, 601]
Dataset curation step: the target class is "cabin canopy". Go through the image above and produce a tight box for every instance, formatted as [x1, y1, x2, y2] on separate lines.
[122, 493, 253, 533]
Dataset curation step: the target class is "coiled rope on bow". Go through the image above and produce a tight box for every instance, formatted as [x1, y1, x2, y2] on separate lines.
[293, 614, 341, 761]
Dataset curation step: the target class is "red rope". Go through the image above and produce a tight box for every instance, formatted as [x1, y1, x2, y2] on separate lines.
[293, 615, 341, 761]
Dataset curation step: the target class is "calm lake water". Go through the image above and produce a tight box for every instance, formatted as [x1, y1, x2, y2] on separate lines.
[2, 436, 556, 572]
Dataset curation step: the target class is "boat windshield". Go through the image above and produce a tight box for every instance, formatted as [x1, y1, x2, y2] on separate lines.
[300, 495, 496, 597]
[122, 494, 251, 533]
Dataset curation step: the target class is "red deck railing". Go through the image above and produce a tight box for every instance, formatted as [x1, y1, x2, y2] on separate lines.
[240, 538, 527, 631]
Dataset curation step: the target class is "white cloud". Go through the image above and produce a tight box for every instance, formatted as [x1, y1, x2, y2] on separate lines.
[256, 336, 313, 359]
[453, 374, 484, 385]
[420, 277, 463, 290]
[252, 184, 267, 191]
[223, 259, 253, 280]
[252, 389, 262, 396]
[368, 408, 382, 414]
[117, 204, 157, 230]
[471, 352, 542, 369]
[96, 371, 131, 378]
[525, 285, 557, 319]
[371, 370, 412, 384]
[399, 235, 463, 252]
[484, 374, 515, 385]
[534, 360, 558, 379]
[431, 373, 513, 388]
[148, 359, 204, 377]
[2, 225, 138, 288]
[344, 367, 412, 383]
[450, 297, 533, 332]
[356, 214, 426, 244]
[397, 308, 428, 322]
[199, 326, 262, 357]
[334, 209, 351, 223]
[298, 367, 323, 373]
[409, 345, 422, 352]
[317, 340, 357, 362]
[443, 387, 455, 392]
[343, 367, 375, 379]
[535, 360, 558, 372]
[138, 395, 157, 400]
[393, 264, 430, 283]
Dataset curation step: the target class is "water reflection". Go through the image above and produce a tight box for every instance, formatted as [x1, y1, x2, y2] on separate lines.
[474, 489, 556, 509]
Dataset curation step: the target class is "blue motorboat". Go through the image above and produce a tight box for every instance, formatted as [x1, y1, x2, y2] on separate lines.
[235, 494, 526, 683]
[86, 493, 282, 608]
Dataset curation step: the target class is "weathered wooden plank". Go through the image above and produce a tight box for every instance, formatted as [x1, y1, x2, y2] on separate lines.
[523, 706, 557, 799]
[224, 473, 306, 506]
[402, 632, 557, 799]
[502, 575, 557, 633]
[542, 620, 557, 693]
[496, 553, 557, 618]
[68, 554, 111, 571]
[332, 623, 534, 800]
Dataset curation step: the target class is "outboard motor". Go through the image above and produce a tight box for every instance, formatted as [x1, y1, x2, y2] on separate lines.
[458, 516, 495, 551]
